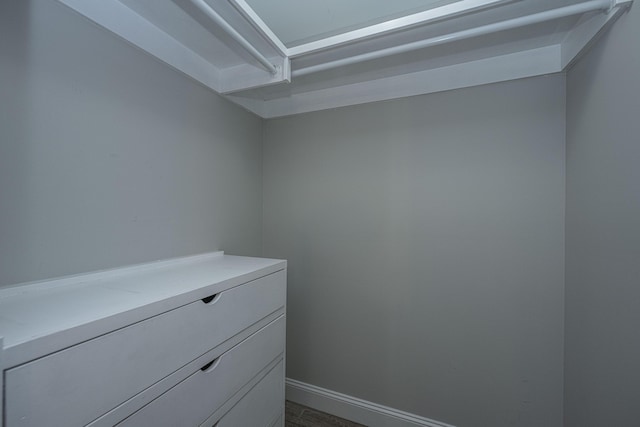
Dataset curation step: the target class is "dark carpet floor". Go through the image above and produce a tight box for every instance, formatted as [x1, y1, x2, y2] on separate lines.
[285, 401, 366, 427]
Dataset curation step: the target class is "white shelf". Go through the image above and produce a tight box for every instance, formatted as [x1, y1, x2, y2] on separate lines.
[54, 0, 632, 117]
[0, 251, 286, 367]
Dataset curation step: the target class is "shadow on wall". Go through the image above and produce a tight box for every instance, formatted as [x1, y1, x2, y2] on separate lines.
[0, 0, 264, 287]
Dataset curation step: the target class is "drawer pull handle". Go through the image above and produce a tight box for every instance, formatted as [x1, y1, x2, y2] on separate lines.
[200, 357, 221, 373]
[201, 293, 220, 304]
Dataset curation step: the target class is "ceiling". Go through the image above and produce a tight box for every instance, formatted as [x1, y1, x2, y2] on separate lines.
[56, 0, 633, 117]
[244, 0, 461, 47]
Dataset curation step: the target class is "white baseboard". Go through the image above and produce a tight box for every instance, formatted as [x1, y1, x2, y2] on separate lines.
[285, 378, 456, 427]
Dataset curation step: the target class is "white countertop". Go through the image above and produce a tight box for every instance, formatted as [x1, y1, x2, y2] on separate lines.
[0, 252, 286, 368]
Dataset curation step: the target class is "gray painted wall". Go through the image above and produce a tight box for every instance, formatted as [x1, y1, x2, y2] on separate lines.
[7, 1, 635, 424]
[0, 0, 263, 287]
[564, 5, 640, 427]
[263, 75, 566, 427]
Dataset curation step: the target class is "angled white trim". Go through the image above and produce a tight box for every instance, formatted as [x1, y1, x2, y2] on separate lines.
[561, 0, 633, 69]
[292, 0, 612, 78]
[56, 0, 221, 92]
[286, 378, 457, 427]
[250, 45, 562, 118]
[287, 0, 512, 58]
[227, 0, 289, 56]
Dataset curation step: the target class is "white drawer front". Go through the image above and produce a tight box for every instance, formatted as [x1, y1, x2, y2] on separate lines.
[215, 361, 285, 427]
[5, 270, 285, 427]
[117, 316, 285, 427]
[269, 414, 285, 427]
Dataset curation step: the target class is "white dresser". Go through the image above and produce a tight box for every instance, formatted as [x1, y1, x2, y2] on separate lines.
[0, 252, 286, 427]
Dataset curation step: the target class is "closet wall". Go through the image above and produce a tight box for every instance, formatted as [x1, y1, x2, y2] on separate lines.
[263, 75, 566, 427]
[564, 4, 640, 427]
[2, 0, 637, 426]
[0, 0, 263, 287]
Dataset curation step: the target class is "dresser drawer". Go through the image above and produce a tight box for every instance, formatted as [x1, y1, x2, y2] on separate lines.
[117, 316, 285, 427]
[4, 270, 286, 427]
[214, 361, 285, 427]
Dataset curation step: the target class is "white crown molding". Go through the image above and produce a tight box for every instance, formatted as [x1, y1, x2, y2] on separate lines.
[220, 57, 291, 94]
[228, 45, 562, 118]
